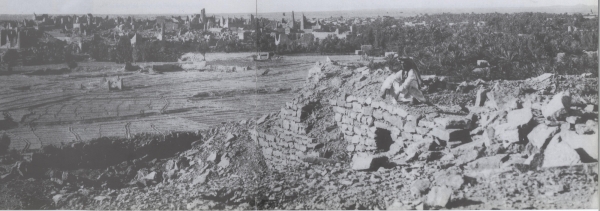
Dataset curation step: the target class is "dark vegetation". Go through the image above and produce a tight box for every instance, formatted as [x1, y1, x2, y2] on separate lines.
[1, 12, 597, 81]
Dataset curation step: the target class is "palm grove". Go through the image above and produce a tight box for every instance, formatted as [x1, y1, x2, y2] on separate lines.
[3, 12, 598, 80]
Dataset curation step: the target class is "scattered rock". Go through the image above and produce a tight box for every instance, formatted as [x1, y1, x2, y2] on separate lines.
[527, 124, 560, 149]
[542, 134, 582, 168]
[351, 155, 388, 171]
[425, 186, 452, 208]
[561, 130, 598, 161]
[225, 133, 237, 142]
[410, 179, 431, 197]
[192, 170, 211, 185]
[575, 124, 595, 135]
[565, 116, 580, 124]
[256, 114, 269, 125]
[207, 152, 220, 162]
[218, 156, 231, 168]
[506, 108, 533, 128]
[541, 91, 571, 121]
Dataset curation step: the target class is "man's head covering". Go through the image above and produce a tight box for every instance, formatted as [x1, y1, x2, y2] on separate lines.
[398, 57, 423, 88]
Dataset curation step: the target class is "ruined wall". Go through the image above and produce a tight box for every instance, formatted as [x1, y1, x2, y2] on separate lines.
[251, 97, 322, 171]
[329, 94, 472, 158]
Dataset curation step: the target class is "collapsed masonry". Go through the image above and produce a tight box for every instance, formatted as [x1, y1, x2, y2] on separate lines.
[251, 96, 324, 171]
[252, 59, 598, 173]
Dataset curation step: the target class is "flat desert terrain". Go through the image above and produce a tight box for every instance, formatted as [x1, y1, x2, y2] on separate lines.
[0, 53, 365, 151]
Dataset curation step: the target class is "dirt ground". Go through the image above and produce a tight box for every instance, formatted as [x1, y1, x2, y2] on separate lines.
[0, 53, 365, 151]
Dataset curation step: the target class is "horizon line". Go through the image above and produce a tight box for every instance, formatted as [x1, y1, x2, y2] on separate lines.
[0, 4, 596, 16]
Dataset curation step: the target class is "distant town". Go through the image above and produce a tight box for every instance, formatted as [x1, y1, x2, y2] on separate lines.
[0, 8, 597, 75]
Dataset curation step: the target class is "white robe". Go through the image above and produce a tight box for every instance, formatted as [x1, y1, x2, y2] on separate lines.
[380, 69, 426, 102]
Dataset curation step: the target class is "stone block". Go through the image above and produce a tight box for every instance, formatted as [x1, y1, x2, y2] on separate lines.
[584, 104, 597, 112]
[328, 99, 337, 106]
[542, 134, 582, 167]
[346, 144, 355, 152]
[374, 121, 389, 130]
[401, 132, 414, 140]
[416, 127, 432, 135]
[425, 187, 452, 208]
[393, 107, 409, 118]
[352, 102, 362, 112]
[430, 128, 469, 142]
[334, 113, 342, 122]
[352, 135, 361, 144]
[388, 116, 404, 129]
[349, 112, 358, 119]
[362, 107, 374, 116]
[382, 111, 394, 123]
[351, 155, 389, 171]
[357, 97, 365, 104]
[419, 120, 436, 129]
[403, 123, 417, 133]
[346, 95, 357, 103]
[337, 99, 346, 107]
[434, 117, 471, 129]
[366, 116, 374, 126]
[354, 126, 363, 136]
[497, 128, 520, 147]
[410, 179, 431, 197]
[541, 91, 571, 121]
[343, 130, 355, 136]
[259, 139, 269, 147]
[373, 109, 384, 120]
[406, 114, 422, 126]
[566, 116, 581, 124]
[265, 134, 276, 142]
[282, 120, 291, 130]
[366, 131, 376, 139]
[527, 124, 560, 149]
[356, 113, 364, 122]
[295, 143, 308, 152]
[371, 101, 380, 109]
[263, 147, 273, 156]
[562, 130, 598, 161]
[507, 108, 533, 128]
[575, 124, 595, 135]
[365, 138, 377, 147]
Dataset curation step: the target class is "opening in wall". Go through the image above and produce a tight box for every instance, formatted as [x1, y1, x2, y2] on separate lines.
[375, 128, 394, 151]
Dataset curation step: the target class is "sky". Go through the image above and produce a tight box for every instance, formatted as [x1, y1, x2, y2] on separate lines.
[0, 0, 597, 14]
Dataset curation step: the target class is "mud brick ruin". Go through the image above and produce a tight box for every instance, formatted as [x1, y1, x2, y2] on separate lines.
[252, 96, 323, 170]
[252, 60, 598, 174]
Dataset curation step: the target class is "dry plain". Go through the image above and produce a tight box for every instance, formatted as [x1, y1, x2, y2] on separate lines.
[0, 53, 365, 151]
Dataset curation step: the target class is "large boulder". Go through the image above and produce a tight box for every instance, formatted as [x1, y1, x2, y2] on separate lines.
[527, 124, 560, 149]
[561, 130, 598, 161]
[541, 92, 571, 121]
[424, 186, 453, 208]
[496, 108, 534, 147]
[506, 108, 533, 128]
[542, 134, 581, 168]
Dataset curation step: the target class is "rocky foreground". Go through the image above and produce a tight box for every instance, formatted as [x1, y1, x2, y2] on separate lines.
[0, 60, 598, 210]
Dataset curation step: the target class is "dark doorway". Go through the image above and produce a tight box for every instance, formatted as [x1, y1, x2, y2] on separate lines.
[375, 128, 394, 151]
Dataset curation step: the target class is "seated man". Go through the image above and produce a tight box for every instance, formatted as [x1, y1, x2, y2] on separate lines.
[380, 57, 427, 104]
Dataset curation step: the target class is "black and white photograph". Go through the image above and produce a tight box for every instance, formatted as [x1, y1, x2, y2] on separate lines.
[0, 0, 598, 210]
